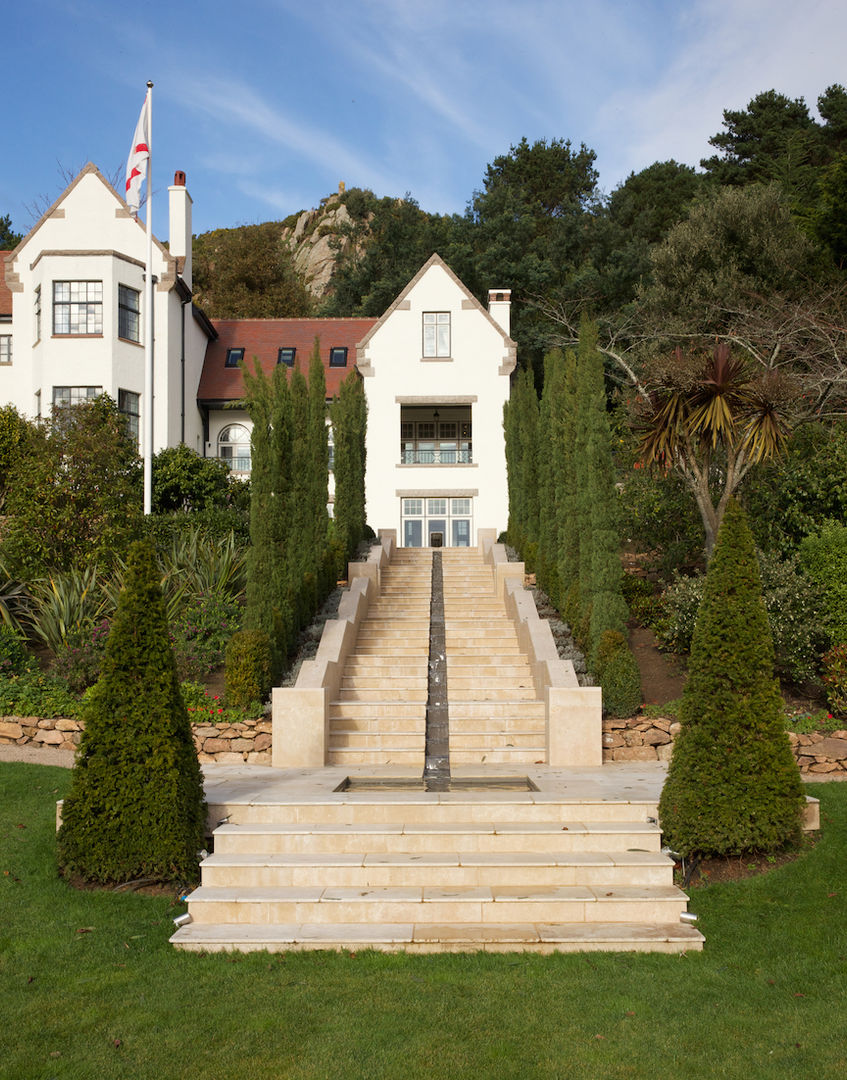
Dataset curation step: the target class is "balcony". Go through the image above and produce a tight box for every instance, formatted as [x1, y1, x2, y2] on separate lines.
[401, 447, 473, 465]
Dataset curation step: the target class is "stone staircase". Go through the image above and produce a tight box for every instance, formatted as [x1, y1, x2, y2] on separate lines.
[327, 549, 432, 767]
[442, 548, 546, 765]
[172, 545, 703, 954]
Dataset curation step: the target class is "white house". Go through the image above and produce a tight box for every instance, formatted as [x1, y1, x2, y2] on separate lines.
[1, 164, 213, 451]
[2, 167, 514, 545]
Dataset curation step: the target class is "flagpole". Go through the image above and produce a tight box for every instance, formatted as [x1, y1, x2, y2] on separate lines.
[143, 80, 154, 515]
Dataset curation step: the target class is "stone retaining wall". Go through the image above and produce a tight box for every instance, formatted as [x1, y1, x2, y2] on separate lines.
[603, 716, 847, 775]
[0, 716, 272, 765]
[3, 714, 844, 774]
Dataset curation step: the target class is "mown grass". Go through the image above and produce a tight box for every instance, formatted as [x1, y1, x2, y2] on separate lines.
[1, 762, 845, 1080]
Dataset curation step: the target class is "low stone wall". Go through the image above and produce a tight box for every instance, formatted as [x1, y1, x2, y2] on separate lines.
[603, 715, 847, 775]
[0, 716, 272, 766]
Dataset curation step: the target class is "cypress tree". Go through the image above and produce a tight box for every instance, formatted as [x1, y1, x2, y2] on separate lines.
[242, 359, 294, 675]
[331, 371, 368, 564]
[659, 499, 804, 859]
[307, 337, 332, 597]
[536, 349, 566, 601]
[57, 539, 206, 884]
[556, 347, 580, 617]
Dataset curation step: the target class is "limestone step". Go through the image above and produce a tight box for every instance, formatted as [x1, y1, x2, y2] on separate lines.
[449, 731, 544, 749]
[336, 687, 429, 702]
[171, 921, 704, 954]
[328, 702, 427, 720]
[327, 718, 426, 734]
[329, 732, 425, 750]
[450, 749, 547, 765]
[198, 851, 672, 889]
[181, 884, 689, 925]
[343, 662, 429, 677]
[212, 821, 662, 856]
[449, 701, 546, 720]
[447, 686, 537, 701]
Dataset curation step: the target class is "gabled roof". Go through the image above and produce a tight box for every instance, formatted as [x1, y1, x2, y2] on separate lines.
[198, 317, 379, 404]
[5, 163, 173, 268]
[356, 252, 517, 354]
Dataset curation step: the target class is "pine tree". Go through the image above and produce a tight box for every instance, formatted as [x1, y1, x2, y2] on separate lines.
[659, 499, 804, 859]
[57, 539, 206, 884]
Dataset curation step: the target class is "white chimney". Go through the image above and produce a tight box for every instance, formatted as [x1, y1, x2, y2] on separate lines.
[168, 170, 192, 288]
[488, 289, 511, 336]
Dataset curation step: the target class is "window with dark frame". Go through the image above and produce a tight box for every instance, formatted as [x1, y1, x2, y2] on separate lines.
[52, 386, 102, 408]
[278, 347, 296, 367]
[34, 285, 41, 342]
[118, 389, 140, 445]
[0, 336, 11, 365]
[225, 347, 244, 367]
[118, 285, 141, 342]
[329, 347, 348, 367]
[53, 281, 103, 335]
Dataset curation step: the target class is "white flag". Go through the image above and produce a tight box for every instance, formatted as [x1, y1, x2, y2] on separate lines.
[125, 97, 150, 213]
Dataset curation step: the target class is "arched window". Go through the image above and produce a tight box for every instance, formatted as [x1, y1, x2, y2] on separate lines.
[218, 423, 251, 474]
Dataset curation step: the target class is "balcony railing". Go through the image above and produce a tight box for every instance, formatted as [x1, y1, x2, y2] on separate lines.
[401, 448, 472, 465]
[218, 454, 252, 474]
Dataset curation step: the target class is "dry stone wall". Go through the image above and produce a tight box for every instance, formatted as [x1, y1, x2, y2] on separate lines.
[0, 716, 272, 765]
[603, 715, 847, 775]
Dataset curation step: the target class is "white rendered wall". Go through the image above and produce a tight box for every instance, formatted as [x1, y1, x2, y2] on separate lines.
[2, 168, 203, 452]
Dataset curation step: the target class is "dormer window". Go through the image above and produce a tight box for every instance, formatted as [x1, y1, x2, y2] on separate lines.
[225, 348, 244, 368]
[329, 347, 348, 367]
[278, 347, 296, 367]
[423, 312, 450, 357]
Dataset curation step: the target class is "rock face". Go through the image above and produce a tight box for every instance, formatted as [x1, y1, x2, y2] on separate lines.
[281, 193, 358, 299]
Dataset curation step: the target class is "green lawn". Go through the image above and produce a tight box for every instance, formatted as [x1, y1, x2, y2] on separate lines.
[2, 763, 845, 1080]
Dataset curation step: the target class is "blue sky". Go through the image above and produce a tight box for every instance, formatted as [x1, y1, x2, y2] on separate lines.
[3, 0, 846, 239]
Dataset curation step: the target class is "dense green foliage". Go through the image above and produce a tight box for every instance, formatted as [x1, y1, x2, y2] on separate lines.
[225, 628, 273, 710]
[2, 396, 142, 578]
[152, 444, 233, 512]
[57, 540, 206, 883]
[659, 501, 804, 859]
[192, 221, 314, 318]
[799, 523, 847, 645]
[0, 211, 22, 248]
[593, 630, 642, 717]
[242, 345, 347, 677]
[331, 369, 368, 566]
[0, 404, 31, 502]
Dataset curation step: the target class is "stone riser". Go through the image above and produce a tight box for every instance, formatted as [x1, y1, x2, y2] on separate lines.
[187, 893, 687, 926]
[200, 858, 672, 890]
[449, 732, 544, 749]
[329, 703, 427, 720]
[326, 750, 426, 765]
[329, 733, 425, 749]
[207, 799, 658, 826]
[447, 687, 537, 701]
[213, 825, 662, 856]
[449, 703, 545, 719]
[171, 921, 704, 954]
[336, 687, 429, 701]
[328, 718, 426, 734]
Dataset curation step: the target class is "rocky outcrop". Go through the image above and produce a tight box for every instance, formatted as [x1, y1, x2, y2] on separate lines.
[281, 191, 359, 299]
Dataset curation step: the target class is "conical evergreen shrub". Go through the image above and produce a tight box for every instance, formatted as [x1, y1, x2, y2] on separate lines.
[659, 500, 803, 859]
[57, 539, 206, 884]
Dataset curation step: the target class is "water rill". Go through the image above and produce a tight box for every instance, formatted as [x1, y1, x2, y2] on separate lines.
[423, 549, 451, 789]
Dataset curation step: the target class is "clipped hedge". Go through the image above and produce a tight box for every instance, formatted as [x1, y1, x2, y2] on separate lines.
[594, 630, 642, 718]
[57, 540, 206, 884]
[659, 500, 804, 859]
[225, 628, 272, 710]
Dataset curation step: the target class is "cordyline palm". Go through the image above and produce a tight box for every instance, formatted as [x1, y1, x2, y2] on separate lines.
[636, 344, 792, 557]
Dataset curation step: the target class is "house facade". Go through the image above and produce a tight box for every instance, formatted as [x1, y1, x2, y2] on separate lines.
[2, 167, 514, 546]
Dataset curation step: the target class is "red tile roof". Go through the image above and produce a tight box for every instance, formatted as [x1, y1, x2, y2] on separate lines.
[0, 254, 13, 317]
[198, 317, 379, 403]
